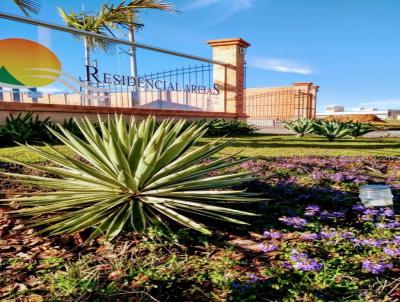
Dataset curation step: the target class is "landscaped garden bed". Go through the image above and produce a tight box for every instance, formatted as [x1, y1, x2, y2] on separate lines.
[1, 156, 399, 301]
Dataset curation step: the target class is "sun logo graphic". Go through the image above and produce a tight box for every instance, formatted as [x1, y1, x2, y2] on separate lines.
[0, 38, 61, 87]
[0, 38, 107, 100]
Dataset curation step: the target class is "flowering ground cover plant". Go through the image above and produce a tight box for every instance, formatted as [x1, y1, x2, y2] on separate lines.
[232, 156, 399, 301]
[0, 155, 399, 301]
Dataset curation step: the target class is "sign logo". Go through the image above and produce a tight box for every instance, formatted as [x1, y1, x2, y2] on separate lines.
[0, 38, 61, 87]
[0, 38, 220, 101]
[0, 38, 108, 101]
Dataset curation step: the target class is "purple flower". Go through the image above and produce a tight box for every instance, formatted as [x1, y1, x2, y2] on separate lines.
[300, 233, 319, 241]
[339, 231, 355, 239]
[246, 273, 259, 283]
[259, 243, 278, 253]
[320, 231, 337, 239]
[282, 261, 293, 269]
[293, 259, 324, 272]
[304, 205, 320, 216]
[381, 208, 395, 217]
[375, 222, 400, 229]
[383, 247, 400, 257]
[352, 204, 365, 212]
[361, 238, 382, 247]
[279, 217, 307, 229]
[330, 173, 345, 182]
[364, 209, 379, 215]
[311, 171, 327, 181]
[351, 238, 382, 247]
[320, 211, 346, 220]
[289, 250, 323, 271]
[290, 250, 309, 261]
[362, 260, 393, 274]
[263, 230, 282, 240]
[306, 205, 320, 212]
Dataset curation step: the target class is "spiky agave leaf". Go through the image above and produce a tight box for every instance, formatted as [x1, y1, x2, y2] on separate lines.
[0, 115, 262, 242]
[283, 118, 315, 137]
[312, 120, 352, 141]
[348, 122, 375, 138]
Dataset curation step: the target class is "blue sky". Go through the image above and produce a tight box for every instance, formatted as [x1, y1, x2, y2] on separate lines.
[0, 0, 399, 111]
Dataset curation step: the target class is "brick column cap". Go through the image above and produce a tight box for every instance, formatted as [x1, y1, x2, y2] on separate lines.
[207, 38, 251, 48]
[293, 82, 313, 87]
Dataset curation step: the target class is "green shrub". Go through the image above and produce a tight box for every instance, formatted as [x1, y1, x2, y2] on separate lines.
[284, 119, 376, 141]
[0, 115, 255, 147]
[283, 118, 315, 137]
[208, 119, 255, 135]
[61, 117, 83, 138]
[348, 122, 375, 138]
[312, 120, 353, 141]
[0, 112, 55, 145]
[185, 119, 255, 136]
[0, 115, 260, 242]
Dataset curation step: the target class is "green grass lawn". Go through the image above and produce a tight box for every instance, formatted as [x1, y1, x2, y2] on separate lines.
[0, 134, 399, 164]
[202, 134, 400, 158]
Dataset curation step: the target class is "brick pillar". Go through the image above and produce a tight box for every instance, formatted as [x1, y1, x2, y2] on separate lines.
[207, 38, 250, 116]
[293, 82, 319, 119]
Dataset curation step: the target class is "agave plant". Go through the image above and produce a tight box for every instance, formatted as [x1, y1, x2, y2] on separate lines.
[283, 118, 315, 137]
[312, 120, 352, 141]
[1, 115, 261, 242]
[348, 122, 375, 139]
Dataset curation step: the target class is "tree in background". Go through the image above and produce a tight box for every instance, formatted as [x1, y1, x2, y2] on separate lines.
[107, 0, 176, 80]
[58, 5, 130, 104]
[57, 1, 175, 107]
[58, 6, 123, 68]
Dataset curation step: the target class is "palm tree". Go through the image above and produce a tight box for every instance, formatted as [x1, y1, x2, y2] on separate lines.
[58, 5, 129, 105]
[11, 0, 40, 16]
[58, 6, 115, 69]
[107, 1, 176, 80]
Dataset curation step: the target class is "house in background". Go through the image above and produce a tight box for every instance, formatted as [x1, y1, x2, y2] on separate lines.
[317, 105, 400, 120]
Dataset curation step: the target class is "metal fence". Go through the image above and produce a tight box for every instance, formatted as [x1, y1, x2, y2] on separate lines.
[0, 11, 228, 113]
[245, 89, 316, 127]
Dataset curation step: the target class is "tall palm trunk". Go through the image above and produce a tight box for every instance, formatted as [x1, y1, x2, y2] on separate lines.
[128, 25, 138, 80]
[128, 15, 139, 107]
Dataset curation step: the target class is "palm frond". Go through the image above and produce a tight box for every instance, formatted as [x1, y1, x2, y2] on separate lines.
[106, 0, 176, 29]
[57, 7, 117, 52]
[118, 0, 176, 13]
[12, 0, 40, 16]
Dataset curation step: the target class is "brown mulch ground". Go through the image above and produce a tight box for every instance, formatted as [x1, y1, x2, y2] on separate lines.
[0, 164, 79, 300]
[0, 163, 264, 301]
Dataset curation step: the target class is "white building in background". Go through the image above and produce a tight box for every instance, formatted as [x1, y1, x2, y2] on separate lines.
[317, 105, 400, 120]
